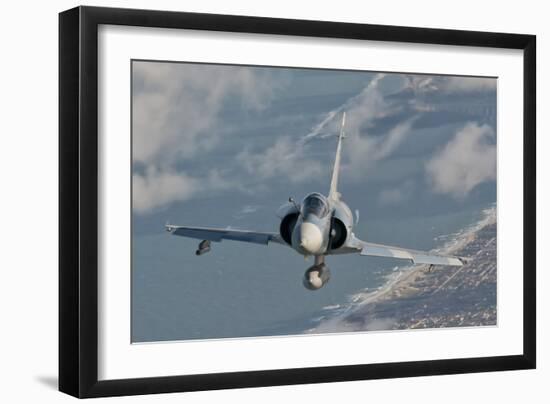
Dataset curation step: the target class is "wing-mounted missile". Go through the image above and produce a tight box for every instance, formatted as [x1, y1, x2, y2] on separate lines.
[195, 239, 211, 256]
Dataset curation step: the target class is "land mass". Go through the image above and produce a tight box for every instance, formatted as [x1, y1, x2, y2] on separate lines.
[310, 207, 497, 333]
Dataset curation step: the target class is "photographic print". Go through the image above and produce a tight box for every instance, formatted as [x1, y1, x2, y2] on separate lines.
[131, 60, 497, 343]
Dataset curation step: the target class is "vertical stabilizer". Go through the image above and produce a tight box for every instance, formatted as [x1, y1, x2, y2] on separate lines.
[328, 112, 346, 201]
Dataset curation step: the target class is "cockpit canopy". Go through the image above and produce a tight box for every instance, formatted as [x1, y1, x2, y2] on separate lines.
[302, 193, 329, 218]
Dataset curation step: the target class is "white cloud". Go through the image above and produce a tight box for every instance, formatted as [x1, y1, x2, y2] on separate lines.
[343, 115, 418, 182]
[132, 61, 279, 213]
[232, 74, 405, 190]
[404, 75, 496, 94]
[425, 122, 496, 198]
[133, 62, 276, 166]
[305, 73, 418, 179]
[299, 74, 496, 189]
[237, 137, 323, 183]
[132, 168, 198, 214]
[303, 73, 388, 142]
[299, 74, 417, 182]
[132, 66, 497, 213]
[132, 166, 244, 214]
[371, 118, 418, 160]
[443, 76, 497, 93]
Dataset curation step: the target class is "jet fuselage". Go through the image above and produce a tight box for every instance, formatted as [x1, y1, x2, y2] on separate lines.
[288, 192, 354, 257]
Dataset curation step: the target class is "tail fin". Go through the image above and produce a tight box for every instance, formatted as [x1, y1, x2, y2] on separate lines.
[328, 112, 346, 201]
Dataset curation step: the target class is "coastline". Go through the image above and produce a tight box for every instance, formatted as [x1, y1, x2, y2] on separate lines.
[308, 205, 497, 333]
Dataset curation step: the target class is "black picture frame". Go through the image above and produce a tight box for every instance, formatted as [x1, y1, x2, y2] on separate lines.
[59, 5, 536, 398]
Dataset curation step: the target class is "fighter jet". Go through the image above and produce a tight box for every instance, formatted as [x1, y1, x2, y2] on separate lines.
[166, 112, 464, 290]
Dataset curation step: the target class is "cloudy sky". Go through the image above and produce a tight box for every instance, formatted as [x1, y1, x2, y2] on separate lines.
[131, 60, 496, 342]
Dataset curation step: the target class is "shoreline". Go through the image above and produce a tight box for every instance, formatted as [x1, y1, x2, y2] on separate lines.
[309, 205, 497, 333]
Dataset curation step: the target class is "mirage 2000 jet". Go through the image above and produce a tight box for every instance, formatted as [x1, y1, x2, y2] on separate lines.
[166, 112, 464, 290]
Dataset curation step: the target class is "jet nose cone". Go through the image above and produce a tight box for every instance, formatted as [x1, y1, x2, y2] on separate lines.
[299, 222, 323, 254]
